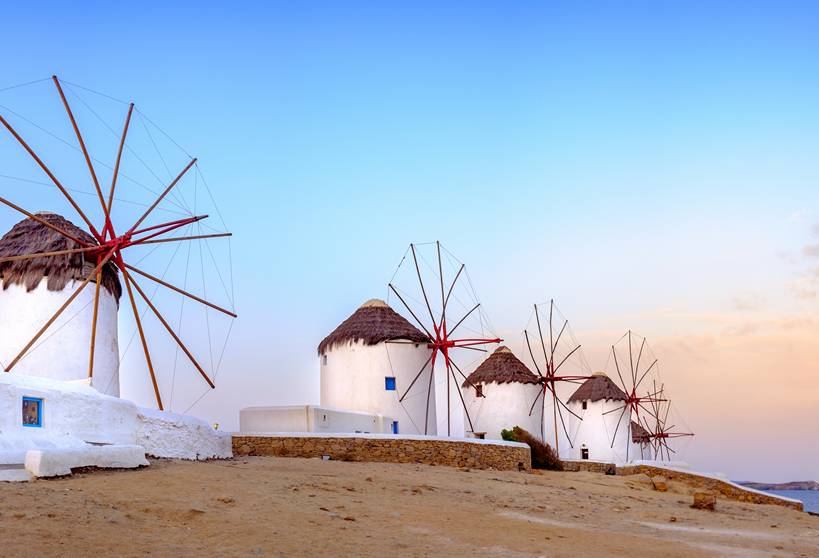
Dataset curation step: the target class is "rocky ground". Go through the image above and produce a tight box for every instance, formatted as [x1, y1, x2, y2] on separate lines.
[0, 456, 816, 557]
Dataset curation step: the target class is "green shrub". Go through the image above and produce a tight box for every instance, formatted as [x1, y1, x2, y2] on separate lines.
[501, 428, 517, 442]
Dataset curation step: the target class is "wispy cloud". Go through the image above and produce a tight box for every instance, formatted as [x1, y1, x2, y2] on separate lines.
[723, 322, 759, 336]
[789, 262, 819, 300]
[790, 226, 819, 299]
[803, 244, 819, 258]
[790, 277, 817, 300]
[730, 296, 762, 312]
[787, 210, 811, 224]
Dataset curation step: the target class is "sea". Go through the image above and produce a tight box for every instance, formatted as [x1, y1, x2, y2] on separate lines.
[765, 490, 819, 513]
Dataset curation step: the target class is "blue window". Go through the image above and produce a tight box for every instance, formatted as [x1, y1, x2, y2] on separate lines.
[385, 377, 396, 391]
[391, 420, 399, 434]
[22, 397, 43, 427]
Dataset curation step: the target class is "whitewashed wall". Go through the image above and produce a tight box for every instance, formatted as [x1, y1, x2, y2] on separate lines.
[566, 398, 636, 465]
[241, 406, 310, 432]
[0, 278, 119, 396]
[320, 340, 435, 435]
[0, 373, 229, 465]
[137, 408, 232, 459]
[0, 373, 140, 464]
[432, 362, 467, 438]
[239, 405, 394, 434]
[461, 381, 543, 440]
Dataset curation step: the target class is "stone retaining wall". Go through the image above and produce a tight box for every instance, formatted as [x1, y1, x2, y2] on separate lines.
[562, 460, 616, 475]
[232, 434, 530, 471]
[617, 464, 803, 511]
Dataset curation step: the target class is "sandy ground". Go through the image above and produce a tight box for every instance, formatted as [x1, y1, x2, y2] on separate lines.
[0, 457, 816, 557]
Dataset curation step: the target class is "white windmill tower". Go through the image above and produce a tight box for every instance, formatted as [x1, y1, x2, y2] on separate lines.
[565, 371, 633, 464]
[460, 346, 543, 440]
[318, 299, 434, 435]
[0, 74, 236, 413]
[0, 212, 121, 396]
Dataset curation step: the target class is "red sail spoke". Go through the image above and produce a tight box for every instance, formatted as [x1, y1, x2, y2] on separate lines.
[390, 242, 502, 435]
[126, 215, 207, 246]
[524, 300, 593, 451]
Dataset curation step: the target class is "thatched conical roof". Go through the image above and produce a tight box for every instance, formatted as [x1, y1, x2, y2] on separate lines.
[317, 298, 429, 354]
[462, 346, 540, 386]
[631, 421, 651, 444]
[0, 212, 121, 301]
[567, 371, 628, 403]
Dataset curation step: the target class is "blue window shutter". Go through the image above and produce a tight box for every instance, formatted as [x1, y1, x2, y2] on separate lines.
[22, 397, 43, 427]
[392, 421, 399, 434]
[385, 377, 396, 391]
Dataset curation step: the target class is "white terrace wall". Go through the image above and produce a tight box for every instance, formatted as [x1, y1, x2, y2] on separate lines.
[240, 405, 395, 434]
[0, 373, 139, 464]
[137, 408, 232, 460]
[0, 373, 230, 465]
[241, 406, 310, 432]
[0, 278, 120, 397]
[320, 340, 435, 435]
[461, 381, 543, 440]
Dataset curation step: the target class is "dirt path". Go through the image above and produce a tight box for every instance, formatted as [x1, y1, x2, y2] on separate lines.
[0, 457, 815, 557]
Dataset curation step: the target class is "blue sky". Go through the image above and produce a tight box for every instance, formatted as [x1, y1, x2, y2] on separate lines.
[2, 2, 819, 480]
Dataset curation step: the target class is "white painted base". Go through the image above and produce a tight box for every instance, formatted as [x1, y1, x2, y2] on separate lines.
[0, 373, 231, 478]
[0, 465, 31, 482]
[25, 445, 149, 477]
[137, 408, 232, 460]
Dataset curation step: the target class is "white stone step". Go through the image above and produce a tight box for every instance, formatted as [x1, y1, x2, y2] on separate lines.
[0, 465, 31, 482]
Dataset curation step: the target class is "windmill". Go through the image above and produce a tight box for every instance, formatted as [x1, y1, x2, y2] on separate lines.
[387, 241, 501, 436]
[641, 382, 694, 461]
[602, 330, 666, 461]
[0, 75, 235, 411]
[522, 300, 592, 453]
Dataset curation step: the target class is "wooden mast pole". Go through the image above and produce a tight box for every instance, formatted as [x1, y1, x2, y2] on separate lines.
[119, 254, 163, 410]
[52, 75, 111, 239]
[106, 103, 135, 233]
[124, 263, 236, 317]
[0, 115, 102, 241]
[88, 268, 102, 378]
[124, 270, 215, 389]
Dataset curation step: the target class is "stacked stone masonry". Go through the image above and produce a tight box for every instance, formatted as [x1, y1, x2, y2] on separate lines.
[232, 435, 531, 471]
[617, 464, 803, 511]
[232, 436, 800, 511]
[562, 460, 616, 475]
